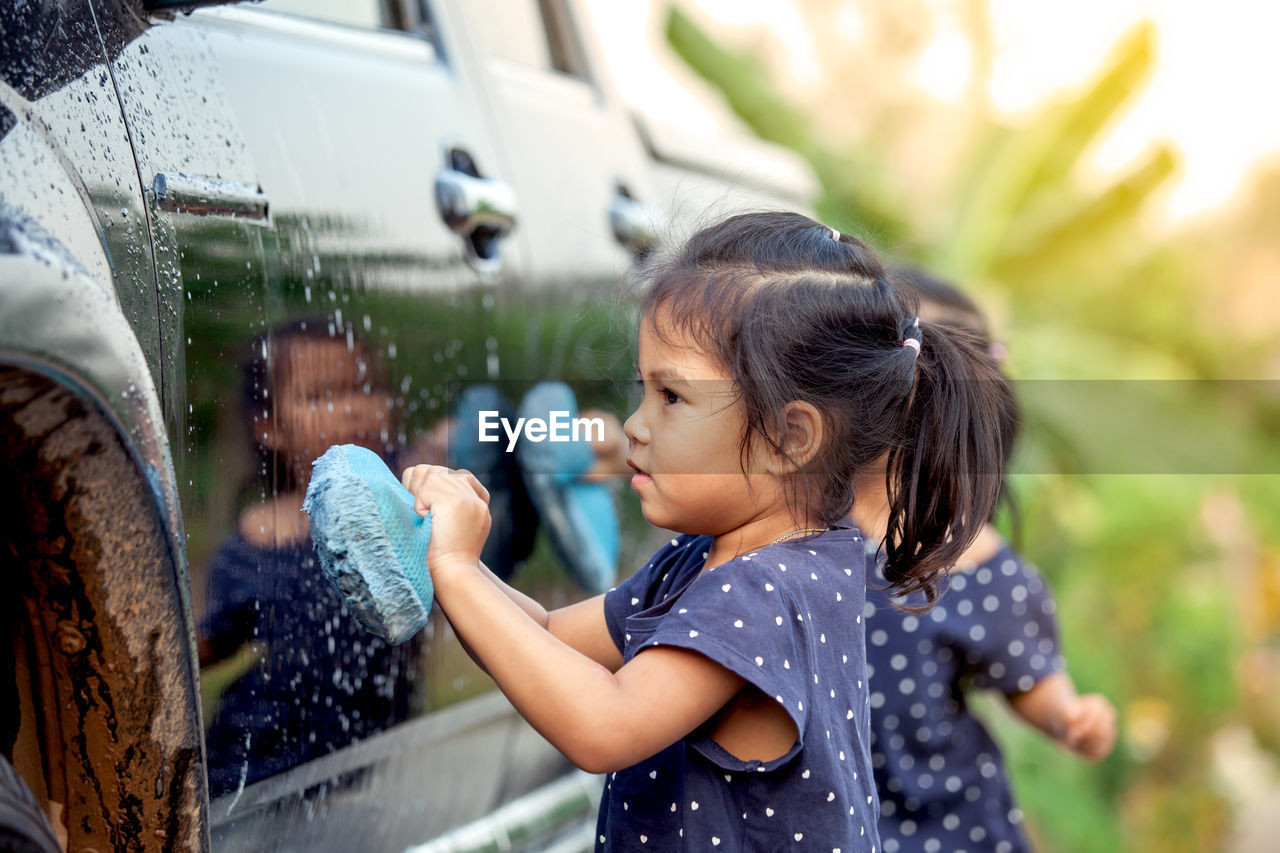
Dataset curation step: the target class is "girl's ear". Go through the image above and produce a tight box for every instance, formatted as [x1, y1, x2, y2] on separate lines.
[766, 401, 824, 475]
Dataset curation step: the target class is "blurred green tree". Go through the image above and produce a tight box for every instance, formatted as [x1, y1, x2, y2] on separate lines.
[665, 3, 1280, 850]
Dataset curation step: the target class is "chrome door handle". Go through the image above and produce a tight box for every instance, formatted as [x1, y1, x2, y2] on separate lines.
[609, 188, 661, 257]
[152, 172, 268, 220]
[434, 169, 517, 240]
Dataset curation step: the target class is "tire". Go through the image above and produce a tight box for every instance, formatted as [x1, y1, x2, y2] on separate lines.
[0, 367, 207, 851]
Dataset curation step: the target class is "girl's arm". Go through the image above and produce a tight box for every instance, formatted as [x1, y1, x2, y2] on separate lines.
[406, 465, 734, 772]
[468, 562, 623, 671]
[1006, 671, 1116, 761]
[436, 561, 744, 773]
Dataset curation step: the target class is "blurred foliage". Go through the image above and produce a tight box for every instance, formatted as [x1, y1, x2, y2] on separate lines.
[668, 2, 1280, 850]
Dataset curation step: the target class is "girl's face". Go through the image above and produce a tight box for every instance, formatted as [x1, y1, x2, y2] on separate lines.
[623, 316, 784, 536]
[262, 337, 392, 469]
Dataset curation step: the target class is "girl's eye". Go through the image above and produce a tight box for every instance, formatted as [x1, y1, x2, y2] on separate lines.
[632, 379, 681, 405]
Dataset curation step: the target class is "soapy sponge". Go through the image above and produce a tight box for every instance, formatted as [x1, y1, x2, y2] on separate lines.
[304, 444, 432, 645]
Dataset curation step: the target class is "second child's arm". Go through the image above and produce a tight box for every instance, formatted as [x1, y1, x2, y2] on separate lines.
[1006, 671, 1117, 761]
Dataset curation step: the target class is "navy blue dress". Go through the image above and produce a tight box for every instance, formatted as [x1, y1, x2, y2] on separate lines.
[599, 529, 880, 852]
[864, 544, 1062, 853]
[200, 532, 413, 796]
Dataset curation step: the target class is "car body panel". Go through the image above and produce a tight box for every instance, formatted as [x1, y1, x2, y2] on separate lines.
[0, 0, 160, 381]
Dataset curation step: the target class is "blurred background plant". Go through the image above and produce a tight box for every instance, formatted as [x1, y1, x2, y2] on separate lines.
[584, 0, 1280, 849]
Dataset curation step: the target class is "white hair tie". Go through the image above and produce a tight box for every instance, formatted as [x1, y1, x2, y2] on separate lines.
[903, 316, 921, 355]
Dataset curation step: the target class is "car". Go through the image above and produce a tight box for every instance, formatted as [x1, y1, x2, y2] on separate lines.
[0, 0, 815, 850]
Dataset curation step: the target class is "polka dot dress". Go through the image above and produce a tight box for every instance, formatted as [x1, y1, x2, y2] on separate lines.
[864, 544, 1063, 853]
[598, 529, 880, 851]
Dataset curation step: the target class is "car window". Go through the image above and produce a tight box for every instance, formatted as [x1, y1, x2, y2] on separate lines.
[465, 0, 590, 78]
[145, 5, 513, 803]
[115, 0, 637, 835]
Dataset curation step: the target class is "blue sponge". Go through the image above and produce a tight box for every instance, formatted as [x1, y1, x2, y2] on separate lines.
[304, 444, 433, 645]
[516, 382, 620, 594]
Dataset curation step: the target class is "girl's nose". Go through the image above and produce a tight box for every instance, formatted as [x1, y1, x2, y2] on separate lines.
[623, 408, 647, 445]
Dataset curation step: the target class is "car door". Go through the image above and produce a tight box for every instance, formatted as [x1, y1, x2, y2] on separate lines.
[108, 2, 562, 850]
[443, 0, 659, 288]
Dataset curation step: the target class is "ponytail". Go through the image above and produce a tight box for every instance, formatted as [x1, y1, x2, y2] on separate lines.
[631, 211, 1014, 604]
[882, 321, 1013, 603]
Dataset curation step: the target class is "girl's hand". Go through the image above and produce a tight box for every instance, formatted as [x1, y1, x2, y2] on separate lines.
[401, 464, 491, 579]
[1059, 693, 1117, 760]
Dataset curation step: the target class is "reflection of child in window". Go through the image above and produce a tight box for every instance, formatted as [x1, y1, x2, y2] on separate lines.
[198, 318, 414, 797]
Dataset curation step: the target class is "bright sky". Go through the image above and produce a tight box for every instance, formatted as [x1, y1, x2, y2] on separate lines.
[986, 0, 1280, 220]
[585, 0, 1280, 222]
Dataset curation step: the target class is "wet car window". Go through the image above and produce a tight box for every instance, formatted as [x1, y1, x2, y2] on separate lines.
[193, 316, 420, 797]
[185, 288, 528, 802]
[135, 0, 633, 809]
[180, 228, 482, 794]
[187, 291, 633, 804]
[133, 8, 514, 800]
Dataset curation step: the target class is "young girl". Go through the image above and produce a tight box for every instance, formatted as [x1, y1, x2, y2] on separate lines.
[860, 267, 1116, 853]
[401, 212, 1014, 851]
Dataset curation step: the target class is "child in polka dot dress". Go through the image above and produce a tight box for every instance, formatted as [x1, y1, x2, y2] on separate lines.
[401, 213, 1015, 852]
[860, 267, 1116, 853]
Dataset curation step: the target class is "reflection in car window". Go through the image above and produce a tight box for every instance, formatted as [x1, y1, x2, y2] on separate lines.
[198, 320, 418, 796]
[467, 0, 589, 78]
[255, 0, 388, 30]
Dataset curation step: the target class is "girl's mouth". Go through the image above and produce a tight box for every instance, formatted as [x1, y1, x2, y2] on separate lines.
[627, 458, 652, 490]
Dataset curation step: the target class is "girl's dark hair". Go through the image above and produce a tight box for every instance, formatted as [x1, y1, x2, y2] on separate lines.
[889, 264, 990, 340]
[890, 264, 1022, 535]
[637, 211, 1014, 603]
